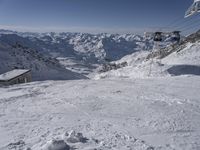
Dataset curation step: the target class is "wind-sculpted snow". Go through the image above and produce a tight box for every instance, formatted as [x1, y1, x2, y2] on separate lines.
[0, 77, 200, 149]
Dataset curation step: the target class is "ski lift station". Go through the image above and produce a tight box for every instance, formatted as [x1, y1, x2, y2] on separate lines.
[0, 69, 32, 86]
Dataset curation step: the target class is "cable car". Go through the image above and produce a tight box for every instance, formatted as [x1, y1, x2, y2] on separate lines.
[153, 32, 163, 42]
[185, 0, 200, 18]
[171, 31, 181, 43]
[144, 31, 181, 43]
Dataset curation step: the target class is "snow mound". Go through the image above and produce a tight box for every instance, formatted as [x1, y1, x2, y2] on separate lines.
[4, 140, 31, 150]
[41, 131, 98, 150]
[43, 140, 70, 150]
[63, 130, 88, 144]
[41, 130, 154, 150]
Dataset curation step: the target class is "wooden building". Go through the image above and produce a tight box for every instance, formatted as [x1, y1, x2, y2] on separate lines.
[0, 69, 32, 86]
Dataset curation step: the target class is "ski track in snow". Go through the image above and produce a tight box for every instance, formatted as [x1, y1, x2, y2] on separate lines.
[0, 77, 200, 150]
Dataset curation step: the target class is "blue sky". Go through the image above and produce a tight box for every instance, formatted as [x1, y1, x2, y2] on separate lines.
[0, 0, 198, 34]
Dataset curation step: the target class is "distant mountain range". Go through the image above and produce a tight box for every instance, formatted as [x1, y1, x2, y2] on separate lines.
[0, 29, 154, 61]
[0, 29, 177, 80]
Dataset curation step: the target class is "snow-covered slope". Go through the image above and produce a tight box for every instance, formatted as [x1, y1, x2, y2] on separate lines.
[162, 42, 200, 65]
[0, 42, 87, 81]
[95, 39, 200, 79]
[0, 76, 200, 150]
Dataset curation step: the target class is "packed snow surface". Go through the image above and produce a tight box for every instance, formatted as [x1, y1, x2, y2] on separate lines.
[0, 76, 200, 150]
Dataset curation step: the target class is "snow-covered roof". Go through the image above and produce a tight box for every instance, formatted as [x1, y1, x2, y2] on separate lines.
[0, 69, 30, 81]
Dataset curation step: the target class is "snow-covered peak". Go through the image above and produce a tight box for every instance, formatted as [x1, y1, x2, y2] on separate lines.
[0, 29, 155, 73]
